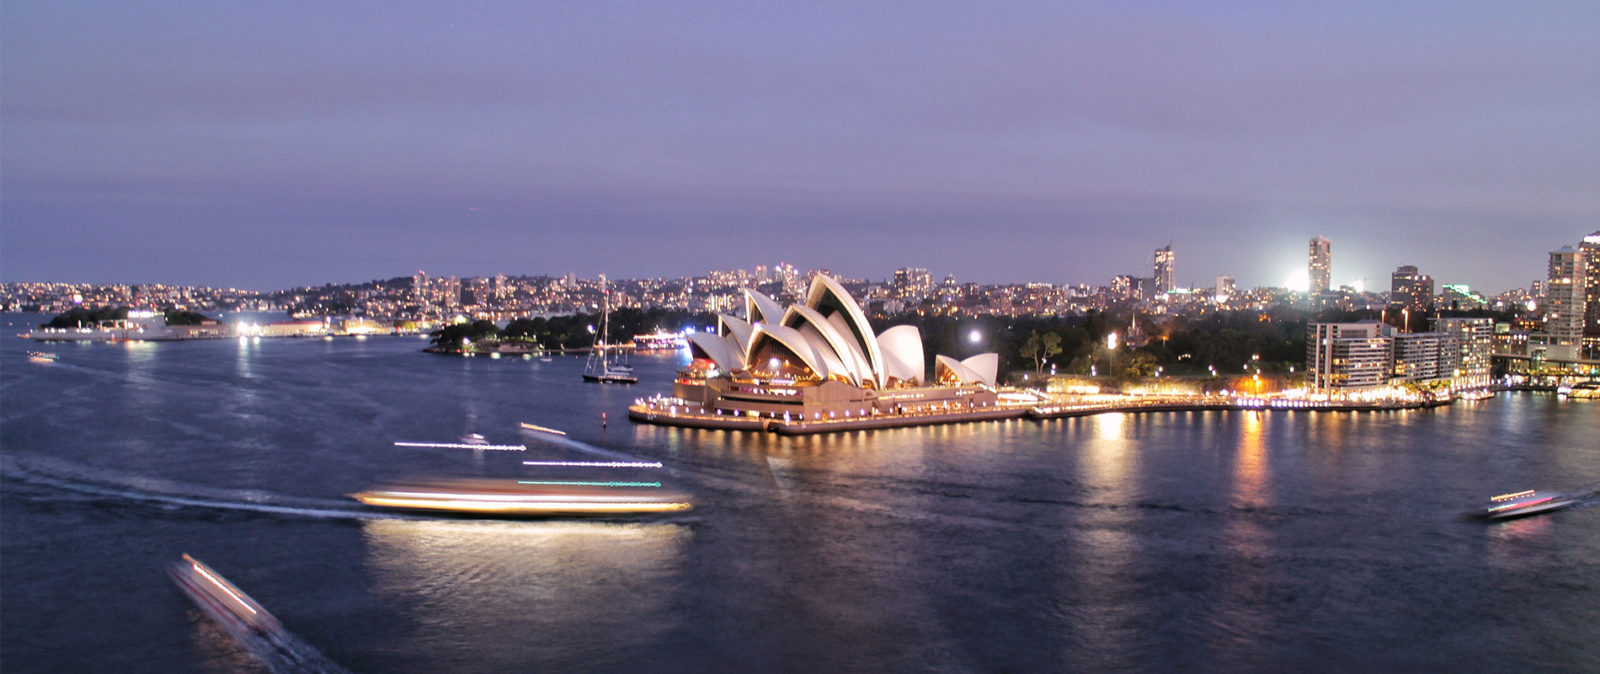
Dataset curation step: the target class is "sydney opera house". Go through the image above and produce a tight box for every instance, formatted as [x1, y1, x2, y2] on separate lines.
[631, 275, 1021, 433]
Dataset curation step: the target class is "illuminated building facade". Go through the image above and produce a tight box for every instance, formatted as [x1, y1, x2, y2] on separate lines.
[1534, 246, 1586, 361]
[1153, 245, 1175, 295]
[1308, 322, 1394, 392]
[666, 275, 1001, 422]
[1582, 232, 1600, 359]
[1310, 318, 1491, 394]
[1389, 265, 1434, 320]
[1308, 237, 1331, 294]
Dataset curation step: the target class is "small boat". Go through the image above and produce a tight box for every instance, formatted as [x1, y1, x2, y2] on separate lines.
[27, 350, 59, 363]
[168, 553, 286, 642]
[458, 433, 489, 446]
[1483, 489, 1579, 520]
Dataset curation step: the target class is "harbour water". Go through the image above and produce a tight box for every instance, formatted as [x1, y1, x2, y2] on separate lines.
[2, 316, 1597, 672]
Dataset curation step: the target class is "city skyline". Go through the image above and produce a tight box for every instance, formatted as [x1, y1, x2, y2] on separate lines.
[3, 2, 1596, 293]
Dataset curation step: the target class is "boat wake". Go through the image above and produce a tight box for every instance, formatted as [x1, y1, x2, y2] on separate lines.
[0, 453, 418, 522]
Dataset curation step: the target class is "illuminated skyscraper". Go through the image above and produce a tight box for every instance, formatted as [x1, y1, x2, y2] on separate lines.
[1153, 245, 1175, 294]
[1535, 246, 1586, 361]
[1308, 237, 1331, 294]
[1581, 232, 1600, 358]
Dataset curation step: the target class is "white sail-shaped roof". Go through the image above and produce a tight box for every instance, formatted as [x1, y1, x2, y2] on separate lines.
[804, 276, 885, 387]
[934, 353, 999, 387]
[782, 305, 873, 387]
[748, 323, 830, 380]
[795, 322, 853, 385]
[959, 353, 998, 388]
[744, 290, 785, 326]
[687, 332, 745, 374]
[717, 314, 755, 362]
[876, 325, 924, 384]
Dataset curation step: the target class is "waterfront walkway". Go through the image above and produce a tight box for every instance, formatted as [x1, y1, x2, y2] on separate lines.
[629, 394, 1452, 435]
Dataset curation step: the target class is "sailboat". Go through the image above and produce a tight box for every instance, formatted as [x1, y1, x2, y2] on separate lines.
[583, 274, 638, 384]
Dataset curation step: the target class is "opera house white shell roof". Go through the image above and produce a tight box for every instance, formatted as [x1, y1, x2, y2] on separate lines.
[686, 275, 997, 389]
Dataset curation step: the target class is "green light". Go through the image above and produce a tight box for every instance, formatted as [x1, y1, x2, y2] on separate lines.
[518, 480, 662, 488]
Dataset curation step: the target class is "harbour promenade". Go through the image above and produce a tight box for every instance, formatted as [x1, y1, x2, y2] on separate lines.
[630, 392, 1453, 435]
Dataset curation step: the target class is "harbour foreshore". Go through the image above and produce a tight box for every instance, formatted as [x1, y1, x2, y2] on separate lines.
[629, 393, 1454, 435]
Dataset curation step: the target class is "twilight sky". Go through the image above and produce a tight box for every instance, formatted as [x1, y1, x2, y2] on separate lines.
[3, 1, 1596, 294]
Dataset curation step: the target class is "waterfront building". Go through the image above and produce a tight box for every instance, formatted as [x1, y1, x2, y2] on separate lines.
[1533, 246, 1586, 361]
[656, 275, 1002, 426]
[1392, 331, 1454, 384]
[1308, 237, 1331, 294]
[1434, 317, 1494, 390]
[1308, 322, 1394, 393]
[1311, 317, 1495, 395]
[1154, 245, 1175, 295]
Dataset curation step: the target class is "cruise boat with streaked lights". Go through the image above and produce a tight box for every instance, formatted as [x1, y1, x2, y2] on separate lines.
[168, 553, 286, 644]
[350, 477, 692, 516]
[1483, 489, 1579, 520]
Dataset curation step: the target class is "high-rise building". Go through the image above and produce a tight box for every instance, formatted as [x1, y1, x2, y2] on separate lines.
[1389, 265, 1434, 322]
[893, 267, 934, 300]
[1153, 245, 1175, 294]
[1308, 237, 1331, 294]
[1535, 246, 1586, 361]
[1580, 232, 1600, 358]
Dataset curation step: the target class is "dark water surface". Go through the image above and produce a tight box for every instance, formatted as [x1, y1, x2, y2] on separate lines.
[3, 320, 1597, 672]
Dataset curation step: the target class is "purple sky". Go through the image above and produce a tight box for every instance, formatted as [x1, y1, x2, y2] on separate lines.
[3, 2, 1596, 294]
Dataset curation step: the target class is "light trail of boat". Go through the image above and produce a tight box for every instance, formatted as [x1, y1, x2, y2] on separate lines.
[169, 554, 353, 674]
[522, 460, 663, 469]
[518, 422, 567, 435]
[518, 480, 663, 488]
[392, 441, 526, 451]
[515, 430, 645, 462]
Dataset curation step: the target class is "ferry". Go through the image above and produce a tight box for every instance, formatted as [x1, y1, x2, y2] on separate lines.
[350, 477, 692, 516]
[27, 350, 59, 363]
[1563, 382, 1599, 400]
[633, 331, 688, 350]
[1483, 489, 1579, 520]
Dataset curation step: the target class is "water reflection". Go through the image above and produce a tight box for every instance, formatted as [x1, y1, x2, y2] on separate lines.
[362, 519, 689, 671]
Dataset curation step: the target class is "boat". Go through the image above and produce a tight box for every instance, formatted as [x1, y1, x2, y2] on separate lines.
[168, 553, 351, 672]
[27, 350, 59, 363]
[458, 433, 489, 445]
[1564, 382, 1600, 399]
[583, 274, 638, 384]
[1483, 489, 1579, 520]
[350, 477, 692, 516]
[168, 553, 287, 644]
[633, 330, 688, 350]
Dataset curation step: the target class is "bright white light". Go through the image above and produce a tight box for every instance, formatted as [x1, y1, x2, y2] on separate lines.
[968, 329, 981, 344]
[1285, 269, 1310, 292]
[1107, 332, 1118, 350]
[1351, 279, 1365, 293]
